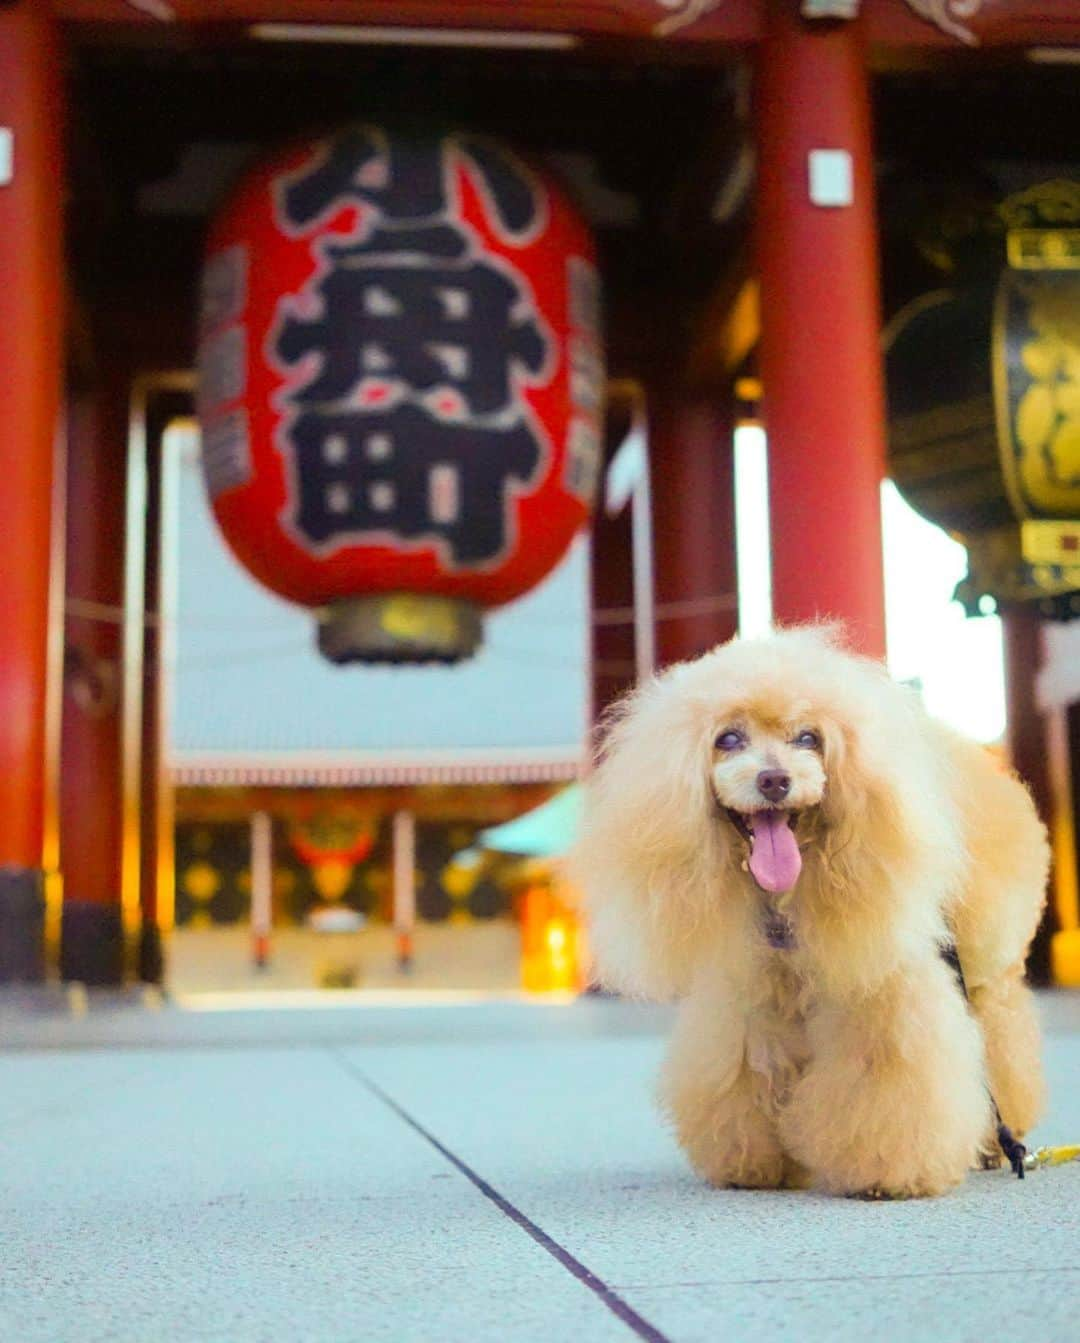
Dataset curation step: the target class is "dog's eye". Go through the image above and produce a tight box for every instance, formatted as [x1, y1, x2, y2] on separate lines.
[793, 729, 821, 751]
[714, 729, 745, 752]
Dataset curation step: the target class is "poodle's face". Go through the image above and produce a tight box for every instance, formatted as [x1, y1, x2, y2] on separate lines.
[577, 627, 960, 997]
[708, 707, 829, 916]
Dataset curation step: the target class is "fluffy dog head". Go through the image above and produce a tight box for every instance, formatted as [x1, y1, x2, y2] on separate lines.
[571, 625, 963, 1001]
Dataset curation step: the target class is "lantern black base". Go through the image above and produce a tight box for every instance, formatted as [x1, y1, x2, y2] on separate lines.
[60, 901, 124, 986]
[317, 594, 483, 665]
[0, 867, 45, 983]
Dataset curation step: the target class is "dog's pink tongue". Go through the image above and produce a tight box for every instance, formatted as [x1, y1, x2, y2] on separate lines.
[747, 811, 802, 893]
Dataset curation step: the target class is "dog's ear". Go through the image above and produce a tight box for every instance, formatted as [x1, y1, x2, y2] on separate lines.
[569, 672, 732, 1000]
[809, 676, 965, 991]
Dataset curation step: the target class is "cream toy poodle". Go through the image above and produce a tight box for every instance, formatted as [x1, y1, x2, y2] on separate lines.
[573, 626, 1048, 1198]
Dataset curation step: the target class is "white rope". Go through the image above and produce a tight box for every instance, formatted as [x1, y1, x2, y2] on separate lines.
[903, 0, 980, 46]
[652, 0, 726, 37]
[123, 0, 176, 21]
[67, 590, 738, 632]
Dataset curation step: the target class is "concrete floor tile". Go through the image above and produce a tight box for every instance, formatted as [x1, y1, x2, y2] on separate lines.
[0, 1046, 629, 1343]
[2, 996, 1078, 1342]
[624, 1268, 1080, 1343]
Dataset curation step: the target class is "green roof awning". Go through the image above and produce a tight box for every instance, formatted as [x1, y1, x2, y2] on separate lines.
[478, 785, 582, 858]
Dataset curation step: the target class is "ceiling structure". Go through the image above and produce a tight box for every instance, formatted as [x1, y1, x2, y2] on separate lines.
[62, 8, 1080, 397]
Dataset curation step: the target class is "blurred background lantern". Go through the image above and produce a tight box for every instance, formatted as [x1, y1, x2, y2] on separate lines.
[885, 180, 1080, 620]
[198, 126, 603, 664]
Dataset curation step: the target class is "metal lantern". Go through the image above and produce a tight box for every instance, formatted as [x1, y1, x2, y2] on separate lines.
[197, 126, 603, 662]
[886, 181, 1080, 616]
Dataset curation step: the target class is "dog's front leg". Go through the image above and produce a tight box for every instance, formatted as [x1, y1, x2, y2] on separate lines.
[778, 955, 990, 1198]
[660, 989, 786, 1189]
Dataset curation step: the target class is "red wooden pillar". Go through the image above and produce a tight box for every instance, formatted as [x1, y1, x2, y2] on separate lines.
[59, 384, 127, 984]
[0, 5, 63, 981]
[1001, 605, 1053, 984]
[1002, 607, 1050, 818]
[755, 3, 887, 658]
[131, 380, 191, 984]
[651, 397, 738, 666]
[590, 503, 636, 722]
[137, 388, 166, 984]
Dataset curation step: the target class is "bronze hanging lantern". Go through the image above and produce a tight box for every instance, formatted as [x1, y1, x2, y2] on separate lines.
[886, 180, 1080, 617]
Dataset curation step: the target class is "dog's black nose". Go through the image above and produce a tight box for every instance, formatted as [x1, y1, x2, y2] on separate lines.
[757, 770, 792, 803]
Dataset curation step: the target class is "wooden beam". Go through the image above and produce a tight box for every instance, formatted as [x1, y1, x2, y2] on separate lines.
[54, 1, 1080, 51]
[55, 0, 760, 44]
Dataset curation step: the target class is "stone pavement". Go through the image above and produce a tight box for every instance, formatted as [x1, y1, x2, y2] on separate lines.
[1, 990, 1078, 1342]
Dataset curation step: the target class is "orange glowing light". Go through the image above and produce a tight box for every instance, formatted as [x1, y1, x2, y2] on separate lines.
[520, 886, 582, 994]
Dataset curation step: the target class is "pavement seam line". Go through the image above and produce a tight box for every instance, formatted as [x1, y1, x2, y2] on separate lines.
[611, 1263, 1080, 1291]
[328, 1049, 673, 1343]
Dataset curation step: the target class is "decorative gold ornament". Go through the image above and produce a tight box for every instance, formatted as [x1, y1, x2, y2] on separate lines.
[1021, 519, 1080, 568]
[958, 526, 1080, 609]
[180, 861, 221, 929]
[312, 859, 352, 903]
[319, 593, 482, 663]
[1008, 231, 1080, 272]
[1002, 183, 1080, 273]
[1000, 181, 1080, 232]
[994, 272, 1080, 521]
[181, 861, 220, 903]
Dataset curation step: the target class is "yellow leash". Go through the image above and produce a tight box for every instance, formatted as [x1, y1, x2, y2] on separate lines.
[1024, 1144, 1080, 1172]
[943, 942, 1080, 1180]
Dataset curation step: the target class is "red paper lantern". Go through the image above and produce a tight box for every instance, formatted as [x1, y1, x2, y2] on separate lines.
[197, 127, 603, 663]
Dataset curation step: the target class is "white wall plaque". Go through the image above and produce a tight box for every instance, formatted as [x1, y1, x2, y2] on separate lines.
[808, 149, 854, 208]
[0, 130, 13, 187]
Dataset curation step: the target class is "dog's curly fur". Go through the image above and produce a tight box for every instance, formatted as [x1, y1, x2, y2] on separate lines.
[571, 626, 1049, 1198]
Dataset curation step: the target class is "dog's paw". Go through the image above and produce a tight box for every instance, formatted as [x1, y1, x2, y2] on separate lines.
[698, 1150, 786, 1191]
[782, 1157, 813, 1190]
[846, 1186, 911, 1202]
